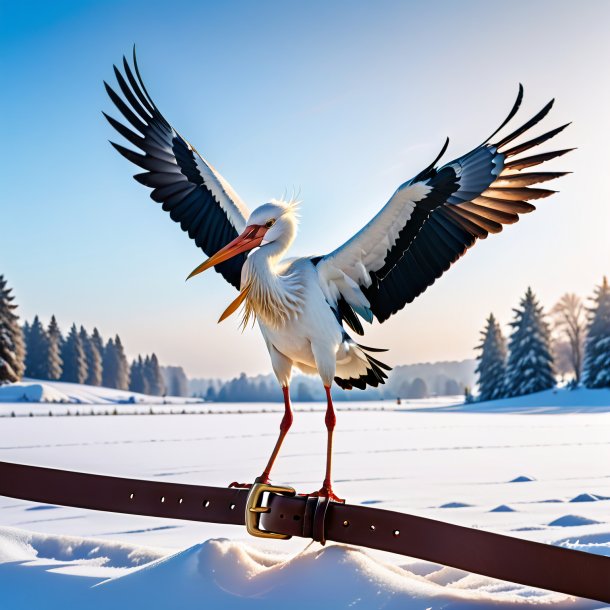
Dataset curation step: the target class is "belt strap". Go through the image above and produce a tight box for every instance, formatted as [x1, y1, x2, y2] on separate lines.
[0, 461, 608, 603]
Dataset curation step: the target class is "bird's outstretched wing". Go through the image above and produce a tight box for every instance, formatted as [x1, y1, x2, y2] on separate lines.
[316, 86, 572, 330]
[104, 49, 250, 289]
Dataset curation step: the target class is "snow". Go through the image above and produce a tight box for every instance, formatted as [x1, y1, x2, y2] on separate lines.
[428, 387, 610, 413]
[0, 388, 609, 608]
[0, 378, 203, 407]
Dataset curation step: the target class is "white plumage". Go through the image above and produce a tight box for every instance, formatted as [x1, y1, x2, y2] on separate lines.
[106, 50, 571, 499]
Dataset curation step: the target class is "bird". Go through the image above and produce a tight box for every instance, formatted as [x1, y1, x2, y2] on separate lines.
[104, 49, 571, 502]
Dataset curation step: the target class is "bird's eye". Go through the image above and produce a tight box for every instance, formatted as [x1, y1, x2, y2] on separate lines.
[265, 219, 276, 228]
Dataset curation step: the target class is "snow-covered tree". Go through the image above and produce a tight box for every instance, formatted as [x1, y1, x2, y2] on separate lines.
[60, 323, 88, 384]
[102, 338, 117, 388]
[162, 366, 188, 397]
[102, 336, 129, 389]
[144, 353, 164, 396]
[46, 315, 63, 380]
[583, 277, 610, 388]
[550, 293, 587, 384]
[22, 321, 31, 346]
[475, 313, 507, 401]
[80, 326, 102, 386]
[113, 335, 130, 390]
[0, 276, 26, 383]
[24, 316, 50, 379]
[409, 377, 428, 398]
[129, 355, 148, 394]
[505, 287, 555, 396]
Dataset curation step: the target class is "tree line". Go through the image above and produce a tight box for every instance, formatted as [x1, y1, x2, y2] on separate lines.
[0, 274, 179, 395]
[475, 278, 610, 401]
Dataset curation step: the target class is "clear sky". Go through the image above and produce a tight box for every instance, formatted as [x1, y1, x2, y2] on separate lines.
[2, 0, 609, 379]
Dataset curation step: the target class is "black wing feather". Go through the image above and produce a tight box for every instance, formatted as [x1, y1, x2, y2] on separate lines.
[364, 88, 571, 323]
[104, 49, 247, 289]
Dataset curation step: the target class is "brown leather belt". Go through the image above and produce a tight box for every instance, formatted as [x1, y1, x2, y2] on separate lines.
[0, 460, 608, 603]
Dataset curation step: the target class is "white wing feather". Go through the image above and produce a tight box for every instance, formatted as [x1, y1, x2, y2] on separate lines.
[316, 181, 432, 311]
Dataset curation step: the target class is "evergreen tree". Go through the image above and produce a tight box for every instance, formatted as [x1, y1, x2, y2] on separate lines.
[475, 313, 507, 401]
[90, 328, 104, 357]
[409, 377, 428, 398]
[205, 385, 217, 402]
[144, 353, 164, 396]
[46, 315, 63, 380]
[162, 366, 188, 397]
[80, 326, 102, 386]
[505, 288, 555, 396]
[102, 338, 118, 388]
[22, 321, 31, 347]
[583, 277, 610, 388]
[24, 316, 50, 379]
[113, 335, 130, 390]
[129, 355, 148, 393]
[60, 323, 88, 383]
[0, 275, 26, 384]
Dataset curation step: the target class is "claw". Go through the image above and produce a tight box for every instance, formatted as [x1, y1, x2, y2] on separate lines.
[300, 485, 345, 504]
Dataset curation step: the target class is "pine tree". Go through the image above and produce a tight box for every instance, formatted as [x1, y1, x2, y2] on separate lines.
[129, 355, 148, 393]
[102, 338, 118, 388]
[46, 316, 63, 380]
[475, 313, 507, 401]
[113, 335, 130, 390]
[24, 316, 51, 379]
[0, 275, 26, 384]
[144, 353, 164, 396]
[505, 287, 555, 396]
[80, 326, 102, 386]
[22, 321, 31, 347]
[583, 277, 610, 388]
[60, 323, 88, 383]
[162, 366, 188, 397]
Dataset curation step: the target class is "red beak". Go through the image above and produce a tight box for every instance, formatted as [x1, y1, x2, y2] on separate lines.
[186, 225, 267, 280]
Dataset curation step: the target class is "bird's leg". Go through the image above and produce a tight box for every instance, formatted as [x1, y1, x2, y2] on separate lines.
[303, 385, 344, 503]
[257, 385, 293, 484]
[228, 386, 292, 489]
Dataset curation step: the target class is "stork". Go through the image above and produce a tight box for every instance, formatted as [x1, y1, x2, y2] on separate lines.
[105, 50, 571, 502]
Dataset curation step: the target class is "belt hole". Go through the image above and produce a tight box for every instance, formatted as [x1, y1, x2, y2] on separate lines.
[178, 498, 183, 504]
[129, 493, 134, 500]
[203, 500, 210, 508]
[342, 520, 350, 527]
[370, 524, 376, 531]
[279, 514, 284, 519]
[293, 514, 301, 521]
[160, 496, 165, 503]
[393, 529, 400, 537]
[230, 503, 236, 510]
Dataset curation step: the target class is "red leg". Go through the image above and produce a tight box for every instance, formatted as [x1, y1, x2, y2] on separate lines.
[304, 385, 344, 503]
[229, 386, 293, 489]
[257, 385, 293, 484]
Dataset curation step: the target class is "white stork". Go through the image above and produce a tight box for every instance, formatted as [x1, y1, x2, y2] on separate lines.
[105, 50, 571, 501]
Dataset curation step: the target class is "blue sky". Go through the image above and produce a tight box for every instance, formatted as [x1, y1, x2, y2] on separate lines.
[2, 0, 609, 378]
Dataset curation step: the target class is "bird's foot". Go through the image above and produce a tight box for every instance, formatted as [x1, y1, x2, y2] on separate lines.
[301, 484, 345, 504]
[228, 481, 252, 489]
[228, 474, 271, 489]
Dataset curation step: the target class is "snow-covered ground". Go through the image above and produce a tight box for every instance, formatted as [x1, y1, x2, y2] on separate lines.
[0, 379, 203, 407]
[0, 387, 609, 608]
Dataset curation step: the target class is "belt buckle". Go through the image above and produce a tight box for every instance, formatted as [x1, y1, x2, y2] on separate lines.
[245, 482, 296, 539]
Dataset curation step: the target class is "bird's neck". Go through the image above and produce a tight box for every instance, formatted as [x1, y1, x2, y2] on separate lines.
[241, 241, 304, 328]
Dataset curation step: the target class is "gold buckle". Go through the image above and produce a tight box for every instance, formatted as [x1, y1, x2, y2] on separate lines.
[245, 482, 296, 539]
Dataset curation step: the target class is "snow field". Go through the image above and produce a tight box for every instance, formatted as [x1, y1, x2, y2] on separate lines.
[0, 395, 608, 608]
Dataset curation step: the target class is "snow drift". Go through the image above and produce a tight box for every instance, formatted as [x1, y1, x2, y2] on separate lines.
[0, 527, 601, 610]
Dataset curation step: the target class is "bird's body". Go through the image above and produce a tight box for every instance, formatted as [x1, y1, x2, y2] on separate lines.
[105, 50, 571, 500]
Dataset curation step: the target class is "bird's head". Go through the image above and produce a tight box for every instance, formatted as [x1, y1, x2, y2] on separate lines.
[187, 199, 299, 280]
